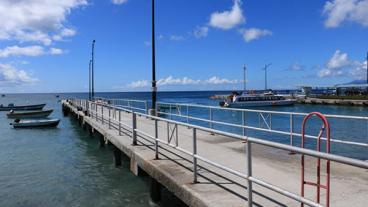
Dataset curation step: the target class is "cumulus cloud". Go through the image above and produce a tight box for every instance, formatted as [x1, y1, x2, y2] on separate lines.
[0, 45, 65, 57]
[239, 28, 272, 42]
[318, 50, 367, 79]
[209, 0, 245, 30]
[112, 0, 128, 5]
[127, 76, 240, 89]
[288, 63, 304, 71]
[323, 0, 368, 28]
[0, 0, 86, 45]
[0, 63, 37, 85]
[194, 26, 209, 38]
[170, 35, 185, 41]
[0, 45, 45, 58]
[49, 48, 64, 55]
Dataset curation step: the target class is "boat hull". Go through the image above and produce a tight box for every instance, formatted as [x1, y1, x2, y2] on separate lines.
[0, 104, 46, 111]
[7, 109, 53, 119]
[225, 100, 296, 108]
[12, 119, 60, 128]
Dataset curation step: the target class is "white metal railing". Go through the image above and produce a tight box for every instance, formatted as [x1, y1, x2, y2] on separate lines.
[93, 97, 149, 114]
[68, 99, 368, 207]
[156, 102, 368, 150]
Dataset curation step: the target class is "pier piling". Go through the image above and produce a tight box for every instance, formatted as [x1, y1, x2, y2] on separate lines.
[150, 178, 162, 203]
[113, 145, 122, 167]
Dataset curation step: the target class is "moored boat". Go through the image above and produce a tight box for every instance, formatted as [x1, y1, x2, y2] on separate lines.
[11, 119, 60, 128]
[0, 103, 46, 111]
[7, 109, 54, 119]
[220, 91, 296, 108]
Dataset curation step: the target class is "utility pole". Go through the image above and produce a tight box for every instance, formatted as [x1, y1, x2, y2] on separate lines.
[91, 40, 96, 100]
[151, 0, 157, 114]
[263, 63, 272, 90]
[89, 60, 92, 100]
[243, 65, 247, 91]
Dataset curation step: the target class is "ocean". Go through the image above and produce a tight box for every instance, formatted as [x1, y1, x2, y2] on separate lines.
[0, 91, 366, 206]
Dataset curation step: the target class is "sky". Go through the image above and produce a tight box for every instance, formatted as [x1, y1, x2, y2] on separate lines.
[0, 0, 367, 93]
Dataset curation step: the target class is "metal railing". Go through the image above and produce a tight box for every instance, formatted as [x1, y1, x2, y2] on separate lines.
[69, 99, 368, 207]
[156, 102, 368, 150]
[94, 97, 149, 114]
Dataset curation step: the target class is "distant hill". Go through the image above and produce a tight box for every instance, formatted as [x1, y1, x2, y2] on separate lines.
[345, 80, 366, 85]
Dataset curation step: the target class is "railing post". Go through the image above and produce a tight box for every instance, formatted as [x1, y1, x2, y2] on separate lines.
[175, 124, 178, 147]
[155, 119, 159, 159]
[246, 141, 253, 206]
[145, 101, 149, 115]
[119, 110, 122, 136]
[242, 111, 246, 137]
[95, 104, 98, 121]
[186, 105, 189, 124]
[209, 108, 213, 129]
[132, 112, 137, 145]
[169, 104, 172, 120]
[290, 114, 294, 146]
[193, 128, 198, 183]
[102, 105, 104, 124]
[108, 107, 111, 129]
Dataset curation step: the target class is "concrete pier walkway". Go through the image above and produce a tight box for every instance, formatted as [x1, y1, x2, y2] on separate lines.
[62, 100, 368, 207]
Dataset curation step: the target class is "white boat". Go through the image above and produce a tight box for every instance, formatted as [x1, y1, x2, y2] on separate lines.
[220, 91, 296, 108]
[11, 119, 60, 128]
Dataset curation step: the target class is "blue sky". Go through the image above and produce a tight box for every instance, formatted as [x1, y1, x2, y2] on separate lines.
[0, 0, 367, 93]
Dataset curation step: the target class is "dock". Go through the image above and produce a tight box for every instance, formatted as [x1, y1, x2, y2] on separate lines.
[62, 99, 368, 207]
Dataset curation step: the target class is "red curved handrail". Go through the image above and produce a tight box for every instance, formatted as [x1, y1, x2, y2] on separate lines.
[301, 112, 330, 207]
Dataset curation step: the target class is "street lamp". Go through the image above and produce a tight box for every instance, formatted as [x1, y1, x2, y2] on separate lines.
[151, 0, 157, 114]
[91, 40, 96, 100]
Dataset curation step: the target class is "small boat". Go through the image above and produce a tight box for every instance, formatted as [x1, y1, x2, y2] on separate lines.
[220, 91, 296, 108]
[55, 95, 60, 98]
[7, 109, 53, 119]
[0, 103, 46, 111]
[11, 119, 60, 128]
[1, 94, 5, 97]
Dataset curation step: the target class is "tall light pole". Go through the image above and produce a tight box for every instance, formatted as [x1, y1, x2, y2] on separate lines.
[91, 40, 96, 100]
[243, 65, 247, 91]
[263, 63, 272, 90]
[89, 60, 92, 100]
[151, 0, 157, 113]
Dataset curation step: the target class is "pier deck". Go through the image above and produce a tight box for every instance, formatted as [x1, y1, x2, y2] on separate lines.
[62, 100, 368, 207]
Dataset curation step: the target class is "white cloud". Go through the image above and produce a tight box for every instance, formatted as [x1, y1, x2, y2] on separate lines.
[288, 63, 304, 71]
[239, 28, 272, 42]
[209, 0, 245, 30]
[127, 80, 149, 88]
[170, 35, 185, 41]
[0, 45, 45, 58]
[0, 45, 66, 57]
[127, 76, 240, 88]
[194, 26, 209, 38]
[0, 0, 86, 45]
[49, 48, 64, 55]
[318, 50, 366, 78]
[323, 0, 368, 28]
[0, 63, 37, 85]
[112, 0, 128, 5]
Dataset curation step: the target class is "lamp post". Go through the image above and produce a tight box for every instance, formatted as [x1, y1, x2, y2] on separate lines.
[243, 65, 247, 91]
[151, 0, 157, 114]
[91, 40, 96, 100]
[89, 60, 92, 100]
[263, 63, 272, 90]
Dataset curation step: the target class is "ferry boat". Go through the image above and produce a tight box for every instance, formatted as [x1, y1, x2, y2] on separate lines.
[220, 91, 296, 108]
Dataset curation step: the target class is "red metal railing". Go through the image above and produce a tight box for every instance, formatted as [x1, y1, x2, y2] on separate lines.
[301, 112, 330, 207]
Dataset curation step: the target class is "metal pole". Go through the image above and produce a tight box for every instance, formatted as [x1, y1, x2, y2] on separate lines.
[91, 40, 96, 100]
[247, 142, 253, 206]
[193, 128, 198, 183]
[155, 119, 159, 159]
[366, 51, 368, 85]
[119, 110, 122, 136]
[101, 105, 104, 124]
[209, 108, 213, 129]
[88, 63, 90, 101]
[108, 107, 111, 129]
[132, 112, 137, 145]
[243, 65, 246, 91]
[151, 0, 157, 111]
[290, 114, 294, 146]
[242, 111, 246, 136]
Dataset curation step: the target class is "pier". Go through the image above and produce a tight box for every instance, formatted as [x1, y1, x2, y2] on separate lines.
[62, 99, 368, 207]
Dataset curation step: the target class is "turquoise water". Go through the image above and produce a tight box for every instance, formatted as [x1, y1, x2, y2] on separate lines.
[0, 93, 185, 207]
[0, 92, 367, 206]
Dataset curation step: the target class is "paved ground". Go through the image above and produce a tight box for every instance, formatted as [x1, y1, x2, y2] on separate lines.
[66, 101, 368, 207]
